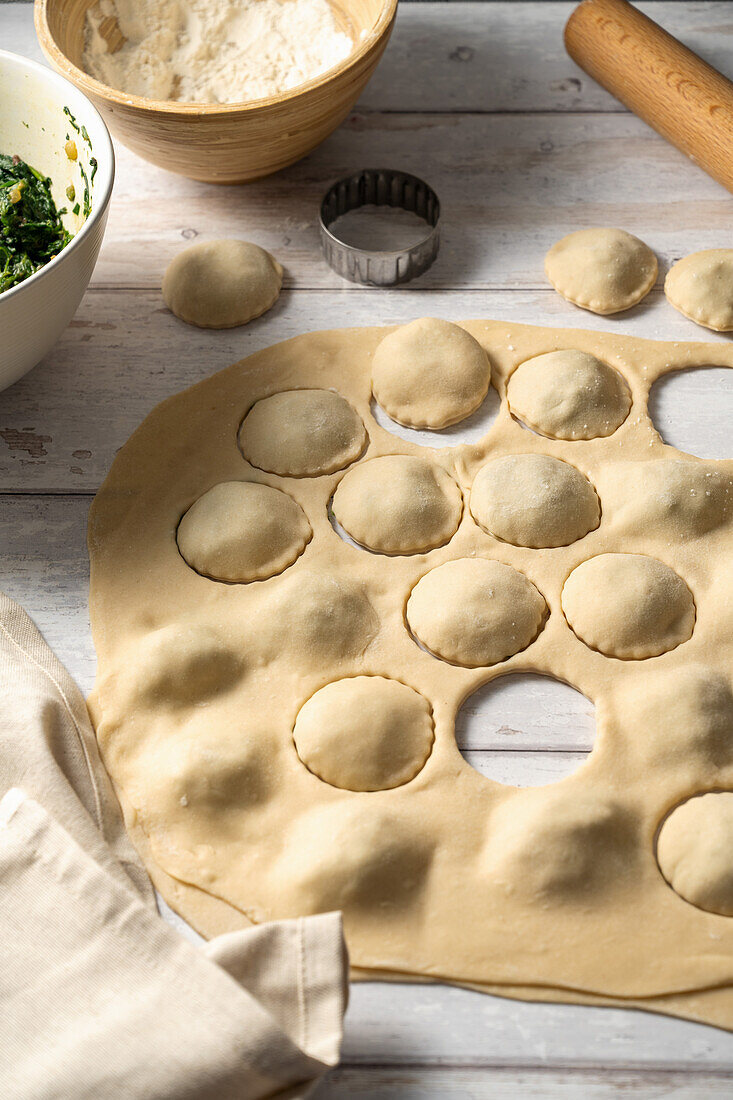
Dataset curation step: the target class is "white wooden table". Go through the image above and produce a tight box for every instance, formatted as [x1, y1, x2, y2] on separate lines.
[4, 2, 733, 1094]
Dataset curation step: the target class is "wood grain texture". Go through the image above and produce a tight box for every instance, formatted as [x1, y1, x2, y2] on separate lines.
[4, 2, 733, 1086]
[7, 3, 733, 115]
[0, 288, 730, 493]
[566, 0, 733, 194]
[316, 1066, 733, 1097]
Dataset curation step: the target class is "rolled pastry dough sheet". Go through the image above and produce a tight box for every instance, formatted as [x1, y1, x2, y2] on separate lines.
[88, 319, 733, 1029]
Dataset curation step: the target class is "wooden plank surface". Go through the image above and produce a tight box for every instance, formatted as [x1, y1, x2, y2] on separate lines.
[1, 288, 731, 493]
[4, 1, 733, 1089]
[6, 2, 733, 115]
[316, 1067, 733, 1097]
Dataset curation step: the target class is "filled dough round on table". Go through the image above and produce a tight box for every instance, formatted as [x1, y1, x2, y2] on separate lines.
[469, 453, 600, 548]
[657, 792, 733, 916]
[507, 350, 631, 440]
[177, 481, 311, 582]
[293, 676, 434, 791]
[162, 239, 282, 328]
[239, 389, 366, 476]
[407, 558, 547, 667]
[664, 250, 733, 332]
[545, 228, 657, 315]
[331, 454, 462, 555]
[371, 317, 491, 428]
[562, 552, 695, 660]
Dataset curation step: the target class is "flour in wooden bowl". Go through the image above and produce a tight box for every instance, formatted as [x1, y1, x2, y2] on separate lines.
[83, 0, 356, 104]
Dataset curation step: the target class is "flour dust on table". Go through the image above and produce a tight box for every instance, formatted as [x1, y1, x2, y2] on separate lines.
[87, 316, 733, 1031]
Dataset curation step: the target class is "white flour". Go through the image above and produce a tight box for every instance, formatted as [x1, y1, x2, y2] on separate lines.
[83, 0, 356, 104]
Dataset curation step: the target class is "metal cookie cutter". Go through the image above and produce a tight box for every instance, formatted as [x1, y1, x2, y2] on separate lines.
[319, 169, 440, 286]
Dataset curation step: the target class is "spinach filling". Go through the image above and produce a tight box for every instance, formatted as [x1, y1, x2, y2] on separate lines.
[0, 153, 72, 294]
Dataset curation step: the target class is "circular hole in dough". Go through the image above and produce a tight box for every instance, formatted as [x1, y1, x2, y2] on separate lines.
[656, 791, 733, 916]
[484, 789, 634, 899]
[370, 387, 501, 450]
[602, 459, 732, 540]
[177, 481, 311, 583]
[162, 239, 282, 329]
[274, 802, 433, 916]
[507, 349, 631, 440]
[124, 624, 245, 708]
[331, 455, 463, 556]
[561, 553, 695, 660]
[545, 228, 657, 315]
[456, 672, 596, 786]
[406, 558, 547, 668]
[665, 250, 733, 332]
[469, 453, 600, 549]
[649, 368, 733, 461]
[238, 389, 367, 477]
[258, 571, 379, 664]
[371, 317, 492, 429]
[293, 675, 434, 792]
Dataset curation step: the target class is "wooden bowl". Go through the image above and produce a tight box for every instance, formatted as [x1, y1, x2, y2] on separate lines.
[34, 0, 397, 183]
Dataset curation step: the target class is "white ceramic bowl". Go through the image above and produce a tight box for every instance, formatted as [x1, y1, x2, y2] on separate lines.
[0, 49, 114, 392]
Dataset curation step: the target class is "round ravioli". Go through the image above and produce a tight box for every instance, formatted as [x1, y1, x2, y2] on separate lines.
[239, 389, 366, 477]
[469, 454, 600, 548]
[545, 227, 657, 315]
[657, 792, 733, 916]
[407, 558, 547, 667]
[293, 676, 434, 791]
[177, 481, 311, 583]
[507, 350, 631, 440]
[332, 455, 462, 555]
[371, 317, 491, 429]
[163, 240, 282, 329]
[562, 553, 695, 660]
[665, 250, 733, 332]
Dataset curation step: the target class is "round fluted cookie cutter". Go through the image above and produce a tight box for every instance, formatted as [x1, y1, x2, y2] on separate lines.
[319, 169, 440, 286]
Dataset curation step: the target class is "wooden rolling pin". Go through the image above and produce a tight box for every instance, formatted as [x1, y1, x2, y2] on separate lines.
[565, 0, 733, 193]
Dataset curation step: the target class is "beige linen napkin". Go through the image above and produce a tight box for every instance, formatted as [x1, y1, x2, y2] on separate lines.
[0, 592, 347, 1098]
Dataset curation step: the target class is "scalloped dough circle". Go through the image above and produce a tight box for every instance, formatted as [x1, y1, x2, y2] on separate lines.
[162, 239, 282, 329]
[332, 455, 462, 555]
[238, 389, 366, 477]
[545, 228, 657, 315]
[371, 317, 491, 429]
[293, 676, 434, 792]
[469, 453, 600, 548]
[562, 553, 695, 660]
[665, 250, 733, 332]
[657, 792, 733, 916]
[507, 350, 631, 440]
[177, 481, 311, 583]
[407, 557, 547, 667]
